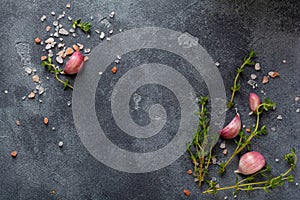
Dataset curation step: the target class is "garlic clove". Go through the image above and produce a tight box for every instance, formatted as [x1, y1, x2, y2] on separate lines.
[249, 93, 260, 115]
[63, 51, 84, 74]
[220, 113, 241, 139]
[235, 151, 266, 175]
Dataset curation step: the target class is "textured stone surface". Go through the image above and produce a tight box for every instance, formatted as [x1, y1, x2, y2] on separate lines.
[0, 0, 300, 199]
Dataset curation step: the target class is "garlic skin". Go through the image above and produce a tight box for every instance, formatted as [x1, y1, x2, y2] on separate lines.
[249, 93, 260, 114]
[64, 51, 84, 74]
[220, 113, 241, 139]
[235, 151, 266, 175]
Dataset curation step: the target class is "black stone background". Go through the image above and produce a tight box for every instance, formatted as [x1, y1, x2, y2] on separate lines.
[1, 0, 300, 199]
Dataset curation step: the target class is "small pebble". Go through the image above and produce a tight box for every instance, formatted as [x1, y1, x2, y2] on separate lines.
[271, 127, 276, 132]
[220, 142, 226, 149]
[65, 47, 74, 55]
[95, 29, 100, 34]
[46, 77, 49, 80]
[59, 28, 69, 35]
[11, 151, 18, 157]
[21, 96, 26, 100]
[295, 96, 300, 102]
[109, 29, 113, 34]
[262, 76, 269, 84]
[296, 108, 300, 113]
[39, 99, 43, 103]
[56, 56, 63, 64]
[37, 86, 45, 95]
[250, 74, 257, 80]
[58, 43, 65, 48]
[109, 11, 115, 18]
[275, 158, 279, 162]
[66, 2, 71, 8]
[183, 189, 190, 197]
[58, 141, 64, 147]
[73, 45, 79, 51]
[53, 32, 59, 38]
[106, 37, 111, 41]
[72, 33, 76, 37]
[296, 183, 299, 186]
[224, 196, 228, 200]
[51, 12, 56, 16]
[84, 48, 91, 54]
[45, 37, 54, 44]
[84, 56, 89, 62]
[277, 115, 283, 120]
[234, 195, 237, 199]
[268, 71, 279, 78]
[215, 62, 220, 67]
[67, 101, 71, 107]
[35, 37, 41, 44]
[100, 32, 105, 39]
[46, 26, 51, 32]
[44, 117, 49, 125]
[40, 15, 46, 22]
[48, 50, 54, 57]
[69, 28, 75, 33]
[52, 127, 55, 131]
[115, 59, 120, 64]
[77, 43, 84, 50]
[248, 79, 256, 89]
[32, 75, 40, 83]
[212, 157, 217, 164]
[111, 66, 117, 74]
[282, 60, 287, 64]
[25, 67, 32, 74]
[68, 16, 72, 21]
[53, 21, 58, 26]
[98, 72, 103, 75]
[242, 124, 246, 128]
[15, 120, 20, 126]
[117, 55, 121, 60]
[222, 149, 228, 155]
[255, 63, 261, 71]
[187, 169, 193, 175]
[28, 92, 35, 99]
[211, 177, 217, 182]
[194, 178, 199, 182]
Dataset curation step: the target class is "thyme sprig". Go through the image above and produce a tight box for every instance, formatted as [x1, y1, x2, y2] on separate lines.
[72, 19, 91, 33]
[219, 98, 276, 174]
[187, 96, 214, 186]
[204, 149, 297, 194]
[227, 50, 256, 108]
[41, 57, 74, 90]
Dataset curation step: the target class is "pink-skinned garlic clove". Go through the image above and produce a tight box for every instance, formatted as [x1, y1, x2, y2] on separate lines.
[235, 151, 266, 175]
[220, 113, 241, 139]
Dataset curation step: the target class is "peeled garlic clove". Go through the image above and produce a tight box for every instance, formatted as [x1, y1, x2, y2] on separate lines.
[220, 113, 241, 139]
[235, 151, 266, 175]
[63, 51, 84, 74]
[249, 93, 260, 114]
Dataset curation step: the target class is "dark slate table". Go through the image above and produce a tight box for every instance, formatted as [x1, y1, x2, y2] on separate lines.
[1, 0, 299, 199]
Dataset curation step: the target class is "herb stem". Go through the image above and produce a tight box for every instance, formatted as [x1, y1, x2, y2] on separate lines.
[227, 50, 256, 108]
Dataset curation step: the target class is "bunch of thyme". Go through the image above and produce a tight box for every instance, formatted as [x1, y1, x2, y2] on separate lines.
[187, 96, 214, 186]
